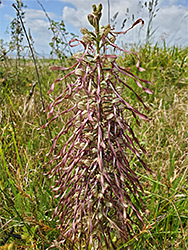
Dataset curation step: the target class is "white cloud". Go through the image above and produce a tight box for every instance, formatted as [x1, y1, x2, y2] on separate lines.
[154, 4, 188, 46]
[63, 6, 86, 28]
[25, 9, 50, 29]
[25, 8, 56, 20]
[163, 0, 187, 6]
[24, 9, 54, 55]
[167, 0, 179, 4]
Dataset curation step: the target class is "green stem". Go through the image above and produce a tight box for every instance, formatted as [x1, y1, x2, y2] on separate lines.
[95, 16, 100, 54]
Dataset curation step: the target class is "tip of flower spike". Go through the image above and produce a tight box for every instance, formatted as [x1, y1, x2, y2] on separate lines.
[144, 88, 153, 94]
[47, 107, 55, 119]
[45, 103, 53, 112]
[88, 113, 94, 122]
[100, 141, 106, 149]
[135, 111, 150, 121]
[138, 67, 146, 72]
[40, 124, 47, 129]
[136, 60, 146, 72]
[49, 66, 64, 70]
[47, 82, 55, 95]
[53, 207, 59, 217]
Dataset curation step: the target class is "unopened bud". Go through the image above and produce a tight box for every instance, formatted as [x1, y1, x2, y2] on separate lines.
[92, 4, 97, 12]
[94, 16, 98, 27]
[98, 12, 102, 21]
[104, 24, 111, 36]
[74, 52, 83, 59]
[75, 68, 84, 76]
[82, 34, 91, 43]
[80, 27, 89, 35]
[109, 36, 116, 43]
[88, 14, 95, 27]
[97, 3, 102, 12]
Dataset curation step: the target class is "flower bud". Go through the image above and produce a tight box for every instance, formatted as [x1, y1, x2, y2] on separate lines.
[109, 36, 116, 43]
[104, 24, 111, 36]
[75, 68, 84, 76]
[94, 16, 98, 27]
[92, 4, 97, 12]
[92, 5, 98, 16]
[97, 3, 103, 12]
[98, 12, 102, 21]
[80, 27, 89, 35]
[77, 101, 86, 110]
[82, 34, 91, 43]
[85, 132, 94, 140]
[88, 14, 95, 27]
[74, 52, 83, 59]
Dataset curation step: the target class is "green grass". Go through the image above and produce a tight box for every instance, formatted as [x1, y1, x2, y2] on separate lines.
[0, 45, 188, 249]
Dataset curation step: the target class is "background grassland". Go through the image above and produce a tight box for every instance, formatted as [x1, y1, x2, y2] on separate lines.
[0, 45, 187, 249]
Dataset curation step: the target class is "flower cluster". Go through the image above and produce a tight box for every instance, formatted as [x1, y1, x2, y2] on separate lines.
[42, 3, 153, 249]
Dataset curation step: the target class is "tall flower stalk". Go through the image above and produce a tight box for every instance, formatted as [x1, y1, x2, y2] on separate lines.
[42, 3, 153, 249]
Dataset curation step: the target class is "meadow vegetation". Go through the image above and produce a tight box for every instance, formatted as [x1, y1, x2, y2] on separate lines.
[0, 2, 188, 250]
[0, 44, 187, 249]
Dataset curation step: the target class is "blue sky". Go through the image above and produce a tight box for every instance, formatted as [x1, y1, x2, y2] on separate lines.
[0, 0, 187, 57]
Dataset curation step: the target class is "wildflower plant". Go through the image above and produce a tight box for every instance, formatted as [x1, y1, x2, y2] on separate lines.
[42, 3, 153, 249]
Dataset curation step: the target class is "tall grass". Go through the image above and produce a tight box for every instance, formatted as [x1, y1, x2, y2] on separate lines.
[0, 45, 187, 249]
